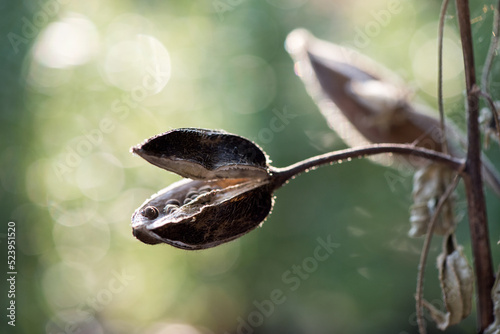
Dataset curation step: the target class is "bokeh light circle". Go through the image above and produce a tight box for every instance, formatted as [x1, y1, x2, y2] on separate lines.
[102, 34, 171, 94]
[33, 13, 99, 69]
[76, 152, 125, 201]
[220, 55, 276, 114]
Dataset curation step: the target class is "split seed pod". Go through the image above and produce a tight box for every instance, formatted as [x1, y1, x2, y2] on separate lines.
[131, 128, 275, 250]
[285, 29, 448, 160]
[285, 28, 500, 195]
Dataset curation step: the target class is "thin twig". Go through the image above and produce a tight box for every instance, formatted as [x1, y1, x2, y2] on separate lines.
[415, 168, 463, 334]
[455, 0, 495, 331]
[481, 0, 500, 93]
[270, 143, 464, 188]
[480, 0, 500, 143]
[438, 0, 450, 155]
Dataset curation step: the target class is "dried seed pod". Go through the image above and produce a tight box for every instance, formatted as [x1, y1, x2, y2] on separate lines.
[408, 163, 456, 237]
[285, 29, 444, 165]
[131, 129, 276, 249]
[424, 234, 473, 330]
[131, 128, 270, 180]
[285, 29, 500, 195]
[132, 178, 273, 249]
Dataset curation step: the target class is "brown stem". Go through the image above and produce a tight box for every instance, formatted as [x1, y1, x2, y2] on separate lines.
[270, 143, 464, 188]
[438, 0, 450, 155]
[456, 0, 495, 332]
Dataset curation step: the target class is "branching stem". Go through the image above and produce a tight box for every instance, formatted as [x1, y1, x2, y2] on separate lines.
[456, 0, 495, 331]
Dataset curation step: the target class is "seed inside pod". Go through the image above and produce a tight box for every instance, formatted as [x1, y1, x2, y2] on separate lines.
[132, 177, 275, 250]
[186, 189, 199, 198]
[166, 199, 181, 206]
[198, 185, 212, 194]
[164, 204, 179, 215]
[141, 206, 159, 220]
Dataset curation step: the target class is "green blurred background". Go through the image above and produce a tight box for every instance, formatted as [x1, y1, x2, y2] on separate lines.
[1, 0, 499, 333]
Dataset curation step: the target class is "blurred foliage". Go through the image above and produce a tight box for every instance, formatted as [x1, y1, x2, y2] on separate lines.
[1, 0, 499, 333]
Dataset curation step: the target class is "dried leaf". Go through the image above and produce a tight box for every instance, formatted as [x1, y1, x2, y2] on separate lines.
[485, 267, 500, 334]
[409, 163, 456, 238]
[479, 102, 500, 149]
[424, 234, 474, 330]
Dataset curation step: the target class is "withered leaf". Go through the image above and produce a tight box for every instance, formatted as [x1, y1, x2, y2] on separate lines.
[409, 163, 456, 238]
[424, 234, 473, 330]
[479, 102, 500, 149]
[485, 266, 500, 334]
